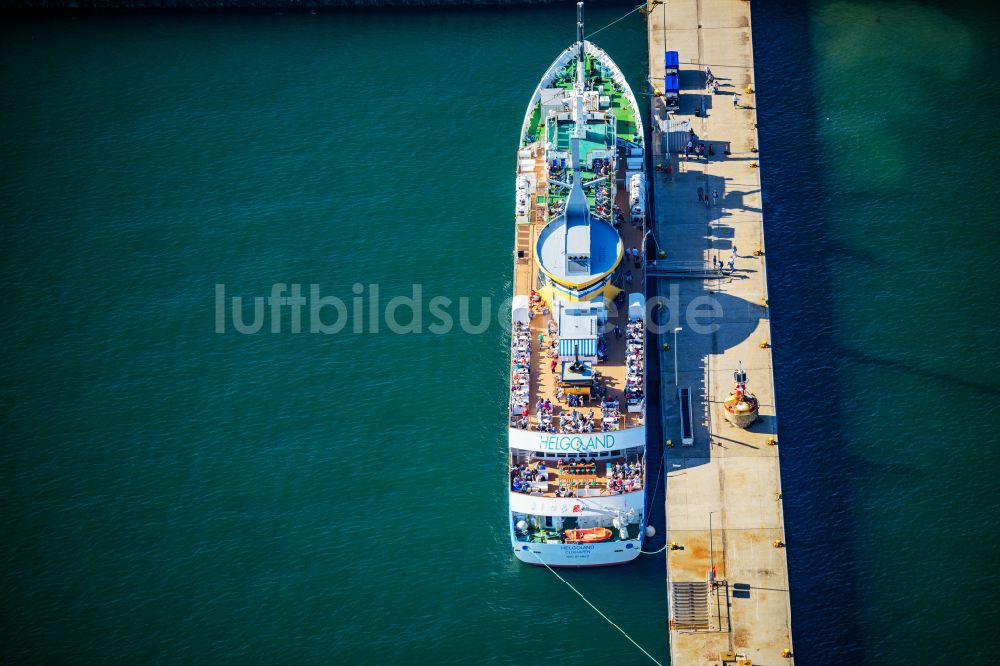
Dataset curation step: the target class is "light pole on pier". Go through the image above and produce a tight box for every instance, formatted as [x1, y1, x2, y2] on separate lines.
[708, 510, 717, 584]
[673, 327, 682, 385]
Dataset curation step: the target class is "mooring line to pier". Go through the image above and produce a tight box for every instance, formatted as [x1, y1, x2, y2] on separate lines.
[529, 550, 663, 665]
[585, 3, 646, 40]
[638, 450, 666, 555]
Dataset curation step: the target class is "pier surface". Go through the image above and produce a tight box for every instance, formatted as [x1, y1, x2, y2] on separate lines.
[647, 1, 795, 664]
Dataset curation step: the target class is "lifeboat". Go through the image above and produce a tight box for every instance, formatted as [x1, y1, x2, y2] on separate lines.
[564, 527, 614, 544]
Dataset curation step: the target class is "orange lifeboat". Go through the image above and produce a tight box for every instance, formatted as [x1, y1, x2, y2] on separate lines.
[564, 527, 613, 544]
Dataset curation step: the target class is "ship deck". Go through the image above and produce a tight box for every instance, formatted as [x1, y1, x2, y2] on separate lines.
[509, 452, 645, 498]
[511, 145, 645, 434]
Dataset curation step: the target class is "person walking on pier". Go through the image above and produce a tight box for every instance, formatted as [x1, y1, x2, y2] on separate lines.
[712, 190, 720, 207]
[733, 94, 740, 109]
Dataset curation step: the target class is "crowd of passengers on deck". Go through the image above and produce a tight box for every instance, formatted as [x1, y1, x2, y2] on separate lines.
[509, 319, 639, 433]
[608, 461, 643, 494]
[624, 318, 644, 405]
[509, 320, 533, 419]
[509, 458, 643, 495]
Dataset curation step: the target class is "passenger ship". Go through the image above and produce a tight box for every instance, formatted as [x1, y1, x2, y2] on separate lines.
[508, 3, 648, 567]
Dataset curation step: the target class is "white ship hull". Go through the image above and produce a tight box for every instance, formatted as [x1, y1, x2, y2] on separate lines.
[513, 540, 642, 567]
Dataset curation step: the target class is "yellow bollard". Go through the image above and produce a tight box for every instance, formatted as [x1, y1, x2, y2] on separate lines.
[782, 648, 793, 658]
[766, 436, 777, 446]
[773, 539, 784, 548]
[759, 340, 770, 349]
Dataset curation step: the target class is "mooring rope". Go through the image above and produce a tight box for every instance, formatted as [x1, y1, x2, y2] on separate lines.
[528, 550, 663, 665]
[585, 3, 647, 40]
[638, 446, 666, 555]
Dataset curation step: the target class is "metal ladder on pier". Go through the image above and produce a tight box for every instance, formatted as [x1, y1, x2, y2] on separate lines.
[669, 581, 711, 630]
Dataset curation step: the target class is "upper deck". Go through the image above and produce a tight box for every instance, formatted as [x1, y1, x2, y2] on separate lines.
[509, 42, 647, 442]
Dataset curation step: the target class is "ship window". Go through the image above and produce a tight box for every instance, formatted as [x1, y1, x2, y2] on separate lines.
[544, 516, 553, 528]
[599, 451, 610, 457]
[610, 450, 621, 456]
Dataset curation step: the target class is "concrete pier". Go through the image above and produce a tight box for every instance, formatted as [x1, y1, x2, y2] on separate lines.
[647, 1, 795, 663]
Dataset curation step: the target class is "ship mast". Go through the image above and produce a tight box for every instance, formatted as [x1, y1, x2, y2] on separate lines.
[571, 2, 587, 162]
[576, 2, 586, 86]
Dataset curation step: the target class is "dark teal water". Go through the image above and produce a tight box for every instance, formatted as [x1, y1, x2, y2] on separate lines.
[0, 2, 996, 664]
[753, 1, 1000, 662]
